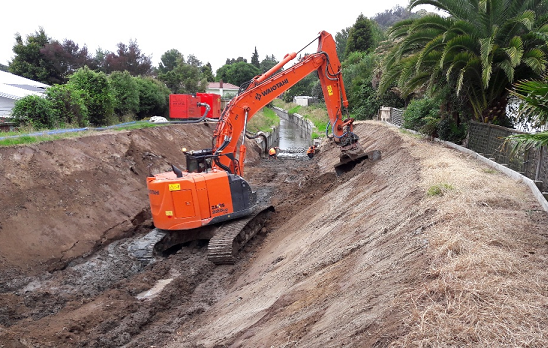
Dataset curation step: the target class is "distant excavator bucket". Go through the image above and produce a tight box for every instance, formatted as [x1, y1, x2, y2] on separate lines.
[334, 143, 381, 176]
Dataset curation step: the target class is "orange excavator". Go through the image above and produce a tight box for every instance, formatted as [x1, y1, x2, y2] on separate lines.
[144, 31, 379, 264]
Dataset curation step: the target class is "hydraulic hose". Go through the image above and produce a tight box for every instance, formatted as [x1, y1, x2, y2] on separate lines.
[152, 102, 212, 124]
[245, 130, 269, 157]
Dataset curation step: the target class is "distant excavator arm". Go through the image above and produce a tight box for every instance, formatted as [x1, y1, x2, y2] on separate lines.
[211, 30, 357, 176]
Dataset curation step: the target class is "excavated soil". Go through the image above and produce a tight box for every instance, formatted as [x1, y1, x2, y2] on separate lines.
[0, 121, 547, 347]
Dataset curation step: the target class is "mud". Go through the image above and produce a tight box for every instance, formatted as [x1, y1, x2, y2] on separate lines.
[0, 121, 547, 347]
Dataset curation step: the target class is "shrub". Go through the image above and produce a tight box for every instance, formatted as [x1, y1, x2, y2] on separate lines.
[437, 117, 467, 143]
[108, 71, 139, 119]
[403, 97, 441, 132]
[11, 95, 55, 129]
[68, 66, 113, 126]
[135, 76, 170, 119]
[46, 84, 89, 127]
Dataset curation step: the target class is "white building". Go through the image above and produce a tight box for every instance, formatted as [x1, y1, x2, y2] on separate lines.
[206, 81, 240, 99]
[293, 96, 318, 106]
[0, 71, 49, 117]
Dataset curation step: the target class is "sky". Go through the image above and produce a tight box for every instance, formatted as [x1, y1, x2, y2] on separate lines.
[1, 0, 435, 73]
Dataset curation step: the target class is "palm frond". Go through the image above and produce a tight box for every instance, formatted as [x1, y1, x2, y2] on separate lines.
[506, 131, 548, 153]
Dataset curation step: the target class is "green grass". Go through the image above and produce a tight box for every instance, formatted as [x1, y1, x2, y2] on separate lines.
[247, 107, 281, 133]
[0, 121, 161, 147]
[481, 168, 498, 174]
[427, 183, 455, 196]
[399, 129, 423, 139]
[288, 105, 301, 114]
[272, 99, 330, 140]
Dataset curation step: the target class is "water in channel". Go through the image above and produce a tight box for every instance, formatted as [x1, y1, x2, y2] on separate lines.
[278, 117, 312, 157]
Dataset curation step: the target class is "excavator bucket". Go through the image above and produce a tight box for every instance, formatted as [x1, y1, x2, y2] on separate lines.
[334, 143, 381, 176]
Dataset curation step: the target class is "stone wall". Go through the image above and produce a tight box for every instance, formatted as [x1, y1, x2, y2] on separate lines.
[378, 106, 404, 127]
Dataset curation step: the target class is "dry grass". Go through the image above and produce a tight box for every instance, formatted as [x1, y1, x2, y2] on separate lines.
[389, 131, 548, 347]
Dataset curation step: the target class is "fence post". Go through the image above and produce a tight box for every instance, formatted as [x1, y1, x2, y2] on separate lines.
[536, 146, 544, 181]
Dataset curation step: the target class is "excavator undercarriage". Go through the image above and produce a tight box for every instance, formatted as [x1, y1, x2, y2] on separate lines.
[131, 205, 274, 265]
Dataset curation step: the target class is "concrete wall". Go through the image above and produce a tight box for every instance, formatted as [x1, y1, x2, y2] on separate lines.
[272, 106, 313, 142]
[377, 106, 404, 127]
[252, 125, 280, 158]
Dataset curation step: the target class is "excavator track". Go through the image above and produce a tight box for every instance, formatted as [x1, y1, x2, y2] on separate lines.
[130, 206, 274, 265]
[128, 228, 168, 265]
[208, 205, 274, 265]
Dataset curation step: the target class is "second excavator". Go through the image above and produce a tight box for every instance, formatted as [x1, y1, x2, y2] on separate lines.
[144, 30, 379, 264]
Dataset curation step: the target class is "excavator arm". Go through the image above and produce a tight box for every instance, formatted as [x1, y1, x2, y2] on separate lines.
[211, 31, 359, 176]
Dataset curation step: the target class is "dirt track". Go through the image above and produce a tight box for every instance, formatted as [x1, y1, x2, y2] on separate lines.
[0, 121, 547, 347]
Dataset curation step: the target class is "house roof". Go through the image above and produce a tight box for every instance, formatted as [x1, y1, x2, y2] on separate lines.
[0, 83, 45, 100]
[0, 71, 49, 100]
[207, 82, 239, 90]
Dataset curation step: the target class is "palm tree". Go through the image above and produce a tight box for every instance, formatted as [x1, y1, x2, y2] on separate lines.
[379, 0, 548, 122]
[507, 77, 548, 150]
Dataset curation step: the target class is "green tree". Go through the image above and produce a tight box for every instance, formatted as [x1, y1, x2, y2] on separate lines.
[103, 40, 152, 76]
[335, 28, 351, 61]
[344, 51, 405, 119]
[158, 54, 207, 94]
[372, 5, 422, 30]
[9, 28, 55, 84]
[201, 62, 215, 82]
[135, 76, 171, 118]
[251, 47, 260, 68]
[346, 14, 377, 56]
[379, 0, 548, 122]
[506, 76, 548, 149]
[260, 54, 278, 74]
[225, 57, 247, 65]
[68, 66, 114, 126]
[46, 84, 89, 127]
[216, 61, 260, 87]
[282, 74, 318, 103]
[108, 71, 140, 118]
[158, 49, 183, 74]
[40, 39, 95, 83]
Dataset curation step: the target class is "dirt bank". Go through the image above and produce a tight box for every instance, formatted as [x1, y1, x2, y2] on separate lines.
[0, 121, 547, 347]
[0, 122, 262, 279]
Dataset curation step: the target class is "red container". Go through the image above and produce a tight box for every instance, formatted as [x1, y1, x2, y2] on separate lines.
[169, 94, 202, 119]
[196, 93, 221, 119]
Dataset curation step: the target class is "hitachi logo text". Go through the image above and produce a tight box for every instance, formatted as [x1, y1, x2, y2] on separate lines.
[261, 79, 289, 96]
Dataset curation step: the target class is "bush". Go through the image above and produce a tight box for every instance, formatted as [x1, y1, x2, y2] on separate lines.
[11, 95, 55, 129]
[109, 71, 139, 119]
[437, 117, 467, 143]
[68, 66, 113, 126]
[403, 97, 440, 132]
[135, 76, 170, 119]
[46, 84, 89, 127]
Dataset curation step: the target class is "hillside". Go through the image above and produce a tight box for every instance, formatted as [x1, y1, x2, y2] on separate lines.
[0, 121, 547, 347]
